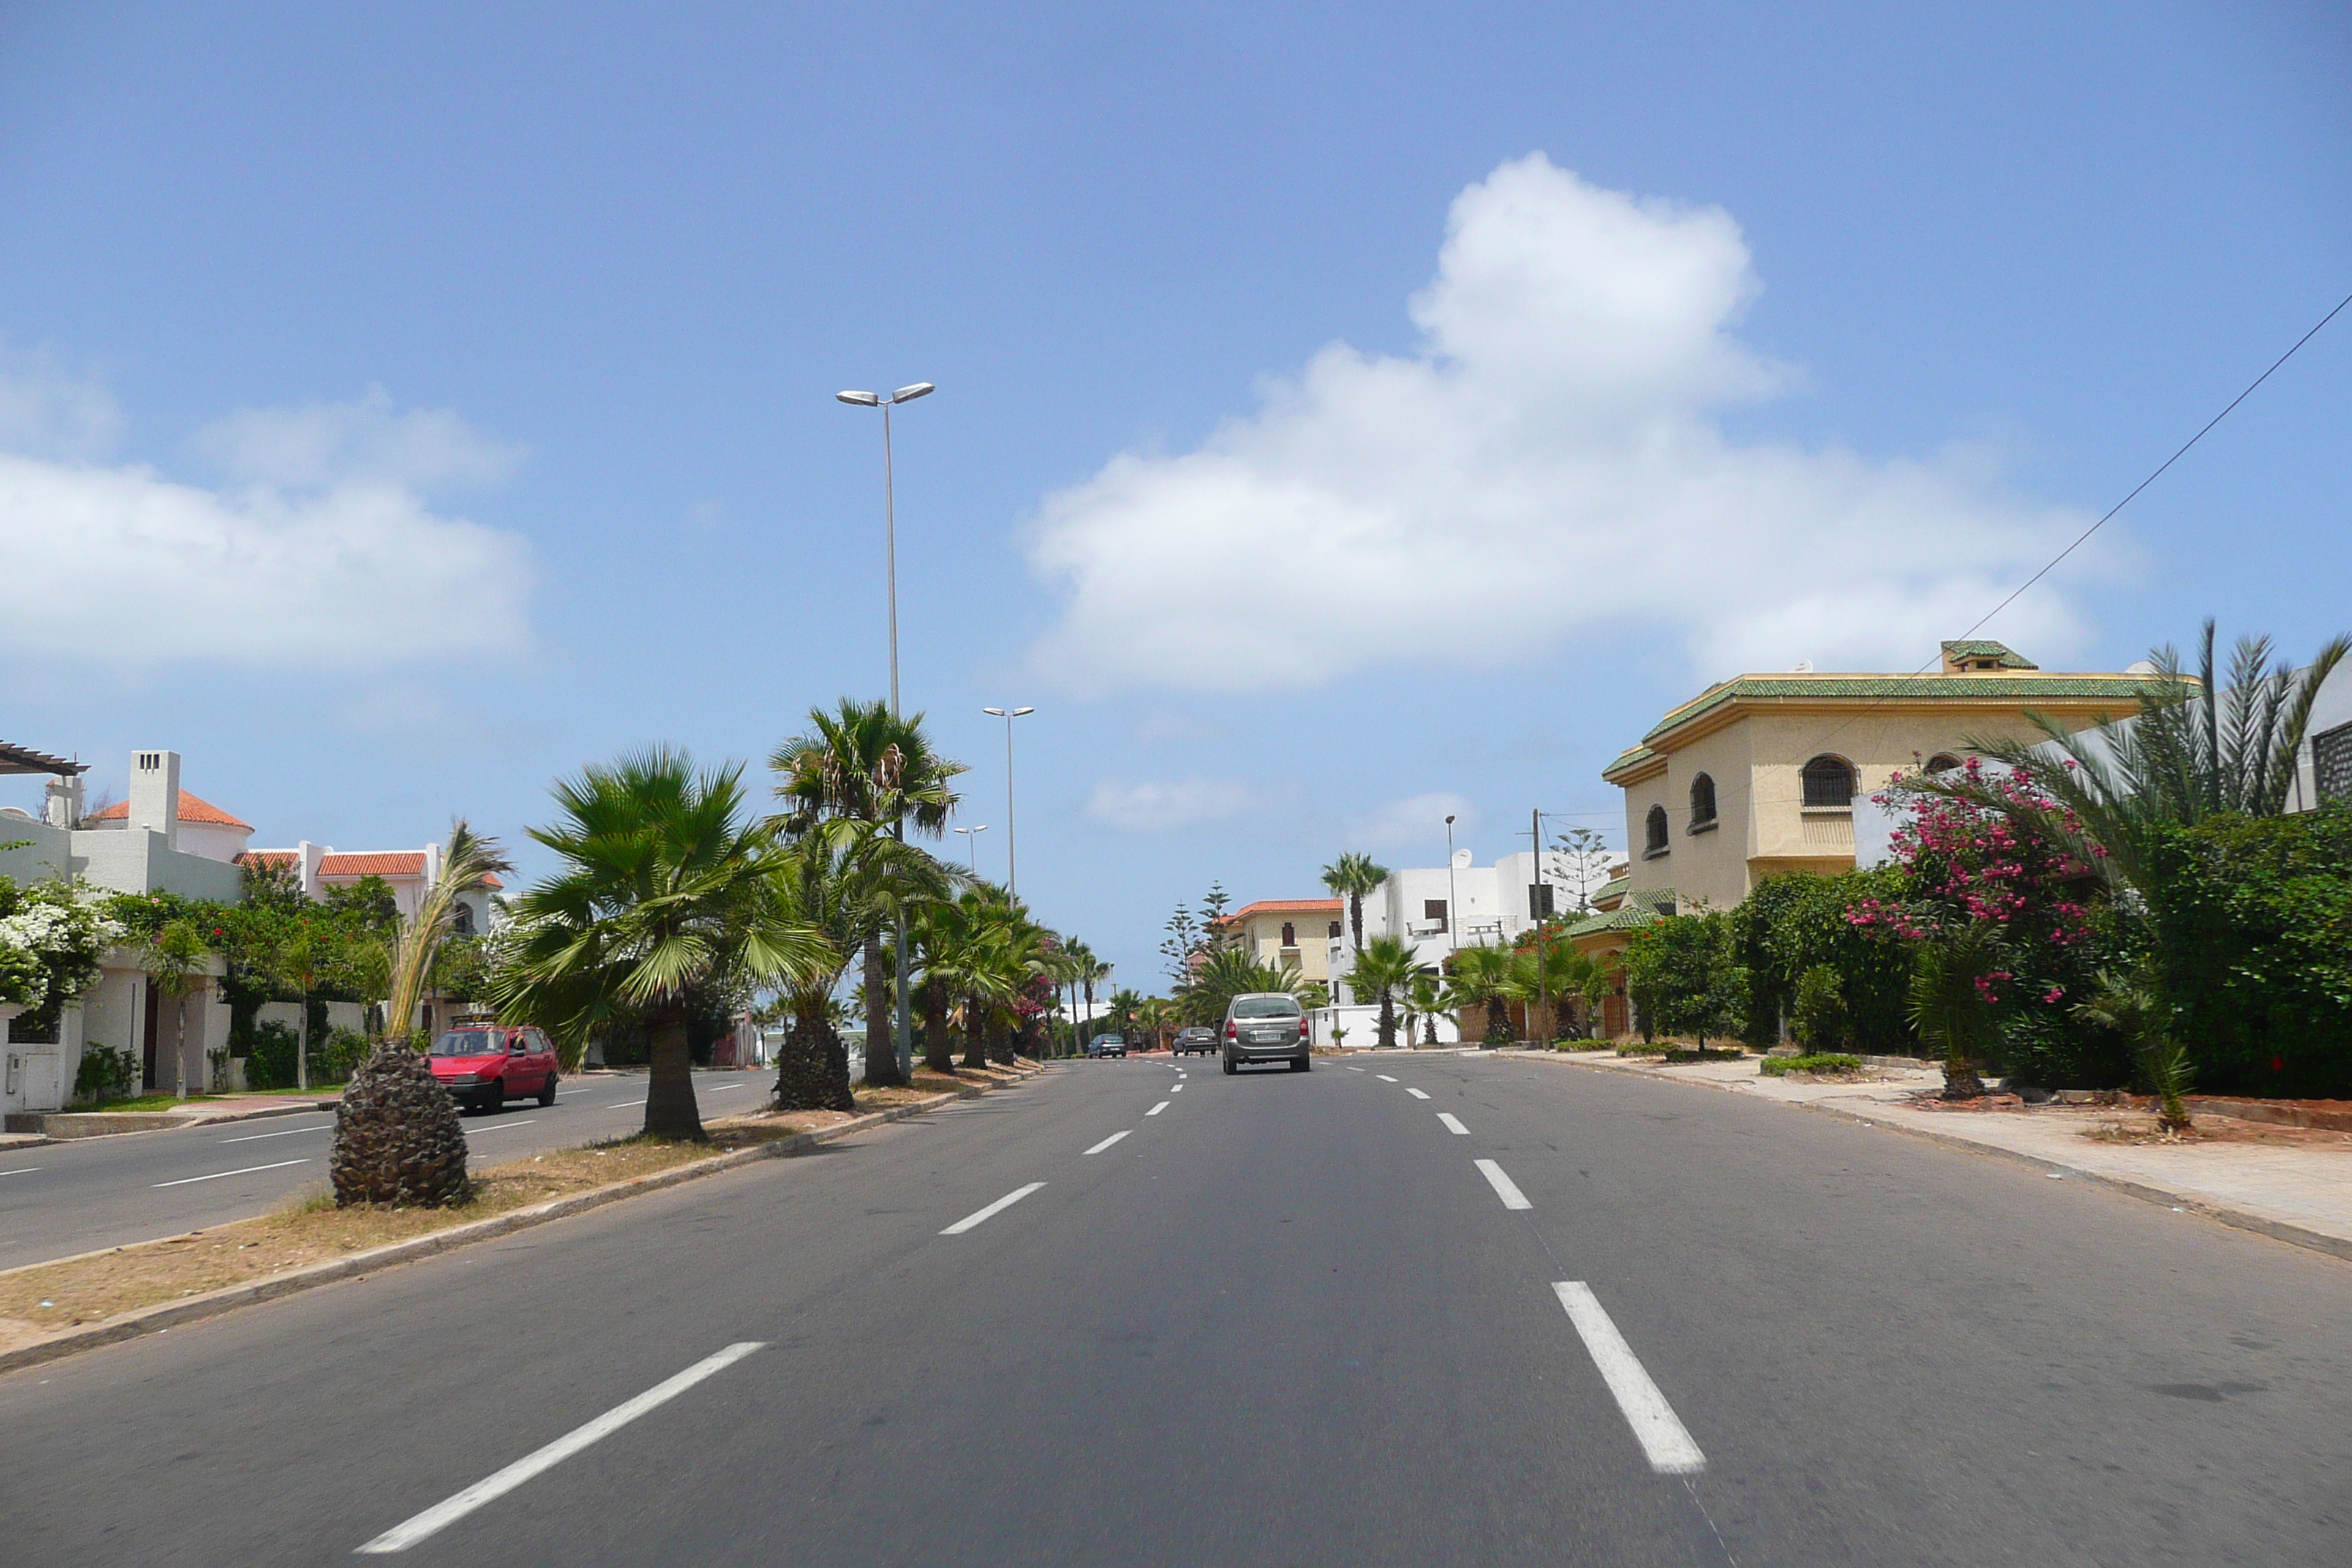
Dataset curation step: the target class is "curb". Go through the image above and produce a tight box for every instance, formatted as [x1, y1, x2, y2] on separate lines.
[1493, 1050, 2352, 1268]
[4, 1101, 337, 1142]
[0, 1079, 1017, 1377]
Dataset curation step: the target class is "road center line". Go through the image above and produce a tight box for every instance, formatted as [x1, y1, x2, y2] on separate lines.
[1147, 1101, 1169, 1116]
[1552, 1282, 1706, 1474]
[1344, 1065, 1365, 1072]
[1474, 1158, 1532, 1210]
[0, 1166, 42, 1177]
[1376, 1074, 1398, 1082]
[1085, 1130, 1132, 1155]
[1437, 1112, 1469, 1135]
[1171, 1084, 1184, 1092]
[356, 1341, 766, 1553]
[612, 1099, 646, 1109]
[703, 1084, 744, 1093]
[152, 1158, 310, 1189]
[1405, 1087, 1431, 1100]
[941, 1182, 1047, 1235]
[465, 1120, 538, 1134]
[219, 1123, 330, 1143]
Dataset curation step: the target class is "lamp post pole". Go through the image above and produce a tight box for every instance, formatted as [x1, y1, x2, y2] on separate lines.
[982, 706, 1034, 900]
[1444, 813, 1460, 960]
[837, 381, 935, 1079]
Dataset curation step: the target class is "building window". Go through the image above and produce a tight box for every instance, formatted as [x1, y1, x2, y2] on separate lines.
[1643, 804, 1670, 856]
[1281, 921, 1297, 947]
[1801, 755, 1856, 808]
[1423, 898, 1448, 932]
[1528, 883, 1556, 919]
[1925, 753, 1961, 774]
[452, 903, 475, 938]
[1687, 772, 1716, 831]
[2315, 720, 2352, 804]
[1327, 921, 1343, 940]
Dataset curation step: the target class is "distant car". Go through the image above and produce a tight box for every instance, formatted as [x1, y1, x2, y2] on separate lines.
[427, 1025, 559, 1113]
[1223, 993, 1310, 1074]
[1088, 1033, 1128, 1058]
[1172, 1025, 1217, 1057]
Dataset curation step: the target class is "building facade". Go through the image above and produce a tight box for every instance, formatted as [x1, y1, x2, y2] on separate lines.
[1224, 899, 1345, 984]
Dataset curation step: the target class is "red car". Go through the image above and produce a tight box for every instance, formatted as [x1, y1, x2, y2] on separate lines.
[427, 1026, 559, 1114]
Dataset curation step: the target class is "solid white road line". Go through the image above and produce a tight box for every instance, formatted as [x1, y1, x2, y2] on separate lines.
[1552, 1282, 1706, 1474]
[356, 1341, 766, 1553]
[941, 1182, 1047, 1235]
[0, 1166, 42, 1177]
[1376, 1074, 1398, 1082]
[152, 1158, 310, 1189]
[1473, 1158, 1533, 1210]
[218, 1123, 331, 1145]
[1085, 1131, 1132, 1155]
[1147, 1102, 1169, 1116]
[465, 1120, 538, 1134]
[1406, 1087, 1431, 1100]
[1437, 1113, 1469, 1135]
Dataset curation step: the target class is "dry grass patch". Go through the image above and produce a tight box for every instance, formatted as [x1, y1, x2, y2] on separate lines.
[0, 1129, 802, 1354]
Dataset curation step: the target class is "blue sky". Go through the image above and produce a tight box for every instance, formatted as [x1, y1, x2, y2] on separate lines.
[1, 1, 2347, 990]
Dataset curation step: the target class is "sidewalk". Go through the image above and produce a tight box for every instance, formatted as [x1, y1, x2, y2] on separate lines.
[1498, 1048, 2352, 1264]
[3, 1094, 338, 1145]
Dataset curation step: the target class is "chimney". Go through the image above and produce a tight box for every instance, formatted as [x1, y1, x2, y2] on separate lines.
[129, 750, 181, 851]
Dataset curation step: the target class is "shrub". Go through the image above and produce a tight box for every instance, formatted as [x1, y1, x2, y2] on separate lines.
[73, 1043, 137, 1104]
[1759, 1052, 1863, 1077]
[244, 1021, 301, 1091]
[1790, 965, 1847, 1051]
[314, 1028, 372, 1084]
[1727, 871, 1915, 1051]
[1621, 912, 1748, 1048]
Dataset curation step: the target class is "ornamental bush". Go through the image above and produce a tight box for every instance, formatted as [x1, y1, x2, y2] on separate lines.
[1727, 870, 1914, 1051]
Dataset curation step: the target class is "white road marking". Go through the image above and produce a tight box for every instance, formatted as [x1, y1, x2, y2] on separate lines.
[465, 1120, 538, 1134]
[1147, 1102, 1169, 1116]
[0, 1166, 42, 1177]
[1344, 1066, 1365, 1072]
[1085, 1130, 1132, 1155]
[1405, 1087, 1431, 1100]
[941, 1182, 1047, 1235]
[218, 1123, 331, 1145]
[703, 1084, 745, 1094]
[356, 1341, 766, 1553]
[1436, 1112, 1470, 1134]
[612, 1099, 646, 1108]
[1171, 1084, 1184, 1093]
[1376, 1074, 1398, 1082]
[152, 1158, 310, 1189]
[1552, 1282, 1705, 1474]
[1474, 1158, 1532, 1210]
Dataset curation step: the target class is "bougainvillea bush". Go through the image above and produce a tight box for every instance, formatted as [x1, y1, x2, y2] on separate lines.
[0, 878, 125, 1039]
[1857, 759, 2136, 1088]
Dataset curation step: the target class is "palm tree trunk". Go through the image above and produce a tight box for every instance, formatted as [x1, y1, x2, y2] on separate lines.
[921, 988, 956, 1074]
[1941, 1052, 1986, 1101]
[861, 930, 906, 1088]
[1349, 893, 1364, 954]
[962, 994, 988, 1070]
[1377, 995, 1396, 1049]
[774, 1000, 856, 1112]
[644, 1005, 708, 1140]
[987, 1011, 1014, 1066]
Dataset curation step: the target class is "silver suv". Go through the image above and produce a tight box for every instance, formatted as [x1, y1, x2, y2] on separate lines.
[1222, 993, 1310, 1074]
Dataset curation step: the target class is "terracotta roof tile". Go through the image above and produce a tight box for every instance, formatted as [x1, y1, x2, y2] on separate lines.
[235, 850, 298, 869]
[1232, 899, 1343, 918]
[88, 789, 252, 831]
[317, 851, 426, 878]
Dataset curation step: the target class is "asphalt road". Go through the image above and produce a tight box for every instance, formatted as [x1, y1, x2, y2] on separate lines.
[0, 1068, 774, 1271]
[5, 1051, 2351, 1566]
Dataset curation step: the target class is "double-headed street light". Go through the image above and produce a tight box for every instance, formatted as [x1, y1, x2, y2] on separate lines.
[837, 380, 934, 1079]
[982, 706, 1034, 898]
[954, 823, 990, 874]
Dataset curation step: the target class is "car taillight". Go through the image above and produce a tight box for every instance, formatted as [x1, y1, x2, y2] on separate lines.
[1300, 1016, 1311, 1041]
[1225, 1020, 1237, 1041]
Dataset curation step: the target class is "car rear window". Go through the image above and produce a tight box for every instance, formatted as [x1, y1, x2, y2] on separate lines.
[1232, 997, 1301, 1019]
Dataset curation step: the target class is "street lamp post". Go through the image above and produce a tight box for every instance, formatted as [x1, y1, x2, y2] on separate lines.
[1444, 814, 1460, 960]
[981, 706, 1034, 899]
[837, 380, 934, 1079]
[954, 823, 990, 874]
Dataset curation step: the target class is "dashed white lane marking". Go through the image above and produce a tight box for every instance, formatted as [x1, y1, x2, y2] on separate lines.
[1473, 1158, 1532, 1210]
[704, 1084, 745, 1094]
[0, 1166, 42, 1177]
[1552, 1283, 1705, 1474]
[1437, 1112, 1469, 1135]
[357, 1341, 767, 1553]
[941, 1182, 1047, 1235]
[1405, 1087, 1431, 1100]
[1147, 1102, 1169, 1116]
[218, 1123, 331, 1143]
[152, 1158, 310, 1189]
[1344, 1066, 1365, 1072]
[612, 1099, 646, 1108]
[465, 1119, 539, 1134]
[1171, 1084, 1184, 1093]
[1085, 1131, 1132, 1155]
[1376, 1074, 1398, 1082]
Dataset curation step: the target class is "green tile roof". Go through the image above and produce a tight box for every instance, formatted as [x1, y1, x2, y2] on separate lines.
[1940, 639, 2037, 668]
[1565, 885, 1676, 936]
[1639, 673, 2149, 746]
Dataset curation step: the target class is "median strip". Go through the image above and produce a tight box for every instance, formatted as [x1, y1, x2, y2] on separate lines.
[358, 1341, 766, 1553]
[1552, 1282, 1705, 1474]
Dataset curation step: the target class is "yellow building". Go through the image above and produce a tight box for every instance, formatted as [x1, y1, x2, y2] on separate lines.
[1599, 640, 2157, 913]
[1225, 899, 1346, 984]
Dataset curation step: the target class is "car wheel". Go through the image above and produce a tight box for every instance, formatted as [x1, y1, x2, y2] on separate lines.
[1222, 1055, 1238, 1076]
[538, 1074, 557, 1107]
[480, 1083, 503, 1114]
[1290, 1055, 1310, 1072]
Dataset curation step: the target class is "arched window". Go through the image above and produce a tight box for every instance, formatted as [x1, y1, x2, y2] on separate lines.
[1925, 753, 1961, 774]
[1644, 804, 1670, 854]
[1281, 921, 1297, 947]
[1801, 755, 1856, 808]
[1687, 772, 1717, 829]
[452, 902, 476, 938]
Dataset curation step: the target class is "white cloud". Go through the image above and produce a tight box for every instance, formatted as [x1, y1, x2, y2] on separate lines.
[1351, 791, 1477, 851]
[0, 344, 121, 461]
[192, 385, 524, 489]
[1025, 154, 2102, 696]
[0, 381, 532, 669]
[1085, 776, 1259, 832]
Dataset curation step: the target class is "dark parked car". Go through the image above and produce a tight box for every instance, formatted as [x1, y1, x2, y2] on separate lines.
[1088, 1033, 1128, 1058]
[1172, 1025, 1217, 1056]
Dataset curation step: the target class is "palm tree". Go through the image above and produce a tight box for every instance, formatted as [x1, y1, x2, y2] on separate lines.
[1523, 943, 1603, 1042]
[1915, 620, 2350, 897]
[1445, 943, 1519, 1045]
[489, 751, 829, 1141]
[267, 924, 331, 1091]
[1907, 921, 2006, 1101]
[1406, 973, 1444, 1047]
[2073, 967, 2194, 1134]
[1320, 852, 1388, 957]
[385, 821, 512, 1048]
[772, 698, 967, 1088]
[1349, 935, 1423, 1050]
[1176, 947, 1305, 1028]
